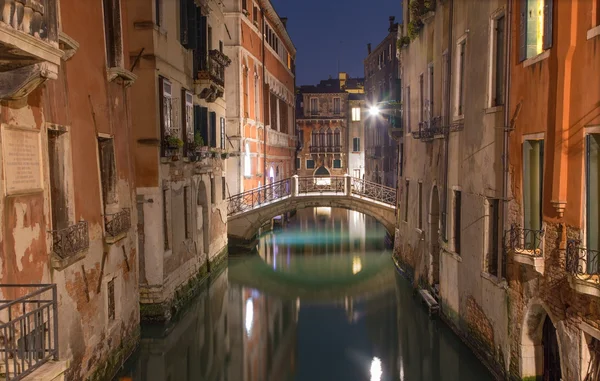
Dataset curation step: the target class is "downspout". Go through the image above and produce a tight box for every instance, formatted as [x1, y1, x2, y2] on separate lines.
[261, 6, 267, 194]
[442, 0, 453, 241]
[501, 0, 513, 278]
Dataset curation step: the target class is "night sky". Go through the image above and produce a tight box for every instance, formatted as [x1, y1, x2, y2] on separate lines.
[271, 0, 403, 86]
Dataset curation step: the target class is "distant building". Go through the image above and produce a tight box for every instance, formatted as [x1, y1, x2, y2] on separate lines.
[296, 73, 365, 179]
[363, 17, 400, 187]
[223, 0, 297, 194]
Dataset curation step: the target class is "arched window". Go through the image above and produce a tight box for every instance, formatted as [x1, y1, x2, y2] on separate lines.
[244, 142, 251, 177]
[334, 128, 341, 148]
[318, 128, 325, 148]
[243, 59, 249, 117]
[326, 128, 333, 148]
[311, 131, 318, 147]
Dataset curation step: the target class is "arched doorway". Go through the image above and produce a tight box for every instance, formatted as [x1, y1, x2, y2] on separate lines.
[314, 166, 330, 176]
[314, 166, 330, 186]
[542, 316, 562, 380]
[521, 302, 563, 381]
[430, 186, 440, 293]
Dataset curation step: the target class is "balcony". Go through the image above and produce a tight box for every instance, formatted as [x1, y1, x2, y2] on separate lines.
[50, 221, 89, 269]
[0, 284, 60, 381]
[0, 0, 63, 100]
[104, 208, 131, 243]
[416, 116, 445, 142]
[567, 240, 600, 298]
[309, 145, 342, 154]
[195, 49, 231, 102]
[506, 224, 545, 274]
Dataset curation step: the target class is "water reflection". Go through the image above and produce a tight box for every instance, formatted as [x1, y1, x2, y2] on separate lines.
[116, 208, 492, 381]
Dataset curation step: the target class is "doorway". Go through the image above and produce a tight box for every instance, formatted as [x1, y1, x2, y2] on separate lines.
[542, 315, 562, 381]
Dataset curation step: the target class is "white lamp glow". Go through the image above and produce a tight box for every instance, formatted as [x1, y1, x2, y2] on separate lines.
[369, 106, 380, 116]
[370, 357, 383, 381]
[245, 298, 253, 336]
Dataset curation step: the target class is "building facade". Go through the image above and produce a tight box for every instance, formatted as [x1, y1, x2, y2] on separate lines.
[127, 0, 229, 321]
[395, 0, 600, 379]
[348, 94, 366, 180]
[0, 0, 140, 379]
[223, 0, 297, 195]
[363, 17, 400, 188]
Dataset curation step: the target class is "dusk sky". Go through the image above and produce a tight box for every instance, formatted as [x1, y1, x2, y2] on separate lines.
[270, 0, 403, 86]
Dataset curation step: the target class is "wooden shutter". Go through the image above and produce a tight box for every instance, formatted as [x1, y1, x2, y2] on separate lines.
[180, 0, 188, 45]
[187, 0, 197, 49]
[194, 106, 209, 145]
[198, 15, 208, 70]
[220, 117, 225, 149]
[519, 0, 527, 62]
[159, 77, 166, 156]
[543, 0, 553, 50]
[209, 111, 217, 147]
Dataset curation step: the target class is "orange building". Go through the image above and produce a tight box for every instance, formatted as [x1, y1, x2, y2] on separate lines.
[223, 0, 297, 195]
[506, 0, 600, 379]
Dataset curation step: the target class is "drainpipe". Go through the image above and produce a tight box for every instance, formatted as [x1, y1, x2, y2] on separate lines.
[500, 0, 513, 279]
[261, 6, 267, 195]
[442, 0, 454, 241]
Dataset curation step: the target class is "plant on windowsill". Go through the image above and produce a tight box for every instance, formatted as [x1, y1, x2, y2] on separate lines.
[407, 0, 436, 40]
[164, 135, 184, 150]
[221, 152, 230, 159]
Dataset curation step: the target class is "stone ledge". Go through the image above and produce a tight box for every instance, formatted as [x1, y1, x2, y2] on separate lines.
[512, 250, 544, 275]
[22, 361, 68, 381]
[567, 274, 600, 298]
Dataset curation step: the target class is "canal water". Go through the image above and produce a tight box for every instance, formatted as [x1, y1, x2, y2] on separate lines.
[115, 208, 492, 381]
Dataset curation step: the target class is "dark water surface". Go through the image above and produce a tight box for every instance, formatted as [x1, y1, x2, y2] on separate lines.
[115, 208, 492, 381]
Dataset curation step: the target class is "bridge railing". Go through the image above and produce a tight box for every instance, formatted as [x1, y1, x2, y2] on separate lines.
[351, 178, 397, 206]
[297, 176, 345, 194]
[227, 178, 291, 216]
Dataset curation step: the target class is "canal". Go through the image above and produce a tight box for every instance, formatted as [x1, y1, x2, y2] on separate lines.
[115, 208, 492, 381]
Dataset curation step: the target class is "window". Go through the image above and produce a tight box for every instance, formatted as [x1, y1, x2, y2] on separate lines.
[586, 134, 600, 266]
[523, 140, 544, 237]
[333, 98, 341, 114]
[222, 177, 227, 200]
[220, 117, 226, 149]
[194, 105, 209, 148]
[428, 64, 434, 112]
[48, 129, 70, 230]
[244, 143, 252, 177]
[406, 86, 411, 132]
[180, 0, 197, 48]
[333, 159, 342, 169]
[487, 198, 500, 276]
[399, 143, 404, 177]
[159, 77, 173, 157]
[457, 39, 466, 116]
[404, 181, 409, 222]
[353, 169, 360, 178]
[442, 51, 450, 122]
[296, 157, 300, 169]
[519, 0, 553, 61]
[352, 107, 361, 121]
[210, 177, 215, 205]
[334, 129, 341, 148]
[184, 186, 190, 239]
[103, 0, 123, 68]
[163, 188, 170, 250]
[279, 98, 288, 133]
[270, 92, 278, 130]
[454, 190, 462, 254]
[209, 112, 217, 147]
[107, 278, 115, 321]
[310, 98, 318, 115]
[242, 0, 247, 11]
[183, 90, 193, 155]
[253, 6, 258, 22]
[419, 74, 424, 123]
[418, 182, 423, 230]
[352, 137, 360, 152]
[306, 159, 315, 169]
[254, 70, 260, 121]
[98, 137, 117, 207]
[491, 14, 506, 106]
[155, 0, 162, 27]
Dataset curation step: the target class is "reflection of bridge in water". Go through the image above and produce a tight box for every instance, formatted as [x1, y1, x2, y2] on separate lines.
[226, 176, 397, 241]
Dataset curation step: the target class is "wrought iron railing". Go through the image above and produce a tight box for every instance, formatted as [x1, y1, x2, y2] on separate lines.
[566, 240, 600, 282]
[227, 178, 291, 215]
[308, 145, 342, 153]
[197, 50, 231, 87]
[351, 178, 396, 206]
[0, 284, 58, 381]
[104, 208, 131, 238]
[297, 176, 345, 194]
[507, 224, 545, 256]
[50, 221, 89, 260]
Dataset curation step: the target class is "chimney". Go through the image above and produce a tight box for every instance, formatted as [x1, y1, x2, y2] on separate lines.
[389, 16, 396, 31]
[367, 43, 372, 54]
[281, 17, 288, 29]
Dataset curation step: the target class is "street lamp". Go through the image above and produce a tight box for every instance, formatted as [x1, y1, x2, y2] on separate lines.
[369, 106, 380, 116]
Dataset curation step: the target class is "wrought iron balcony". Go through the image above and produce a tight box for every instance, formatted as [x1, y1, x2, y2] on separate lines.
[566, 239, 600, 297]
[195, 49, 231, 102]
[507, 224, 544, 255]
[0, 0, 63, 100]
[0, 284, 58, 381]
[104, 208, 131, 241]
[50, 221, 89, 260]
[309, 145, 342, 154]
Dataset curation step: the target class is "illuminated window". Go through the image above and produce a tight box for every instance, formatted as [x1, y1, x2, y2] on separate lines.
[586, 134, 600, 270]
[351, 107, 361, 121]
[519, 0, 553, 61]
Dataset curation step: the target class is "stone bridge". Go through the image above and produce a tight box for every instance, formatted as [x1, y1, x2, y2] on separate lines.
[227, 175, 397, 242]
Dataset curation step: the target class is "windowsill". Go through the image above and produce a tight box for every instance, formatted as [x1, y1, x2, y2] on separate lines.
[485, 105, 504, 114]
[522, 50, 550, 68]
[481, 271, 508, 289]
[442, 247, 462, 262]
[51, 249, 87, 271]
[587, 25, 600, 40]
[107, 66, 137, 87]
[453, 115, 465, 122]
[58, 31, 79, 61]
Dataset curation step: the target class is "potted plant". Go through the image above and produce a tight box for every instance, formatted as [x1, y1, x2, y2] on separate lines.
[193, 133, 206, 152]
[164, 134, 183, 150]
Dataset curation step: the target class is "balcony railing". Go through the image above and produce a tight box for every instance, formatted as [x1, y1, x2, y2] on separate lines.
[0, 284, 58, 381]
[309, 145, 342, 153]
[227, 179, 291, 215]
[50, 221, 89, 260]
[507, 224, 545, 256]
[104, 208, 131, 239]
[567, 240, 600, 281]
[195, 50, 231, 102]
[352, 178, 396, 205]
